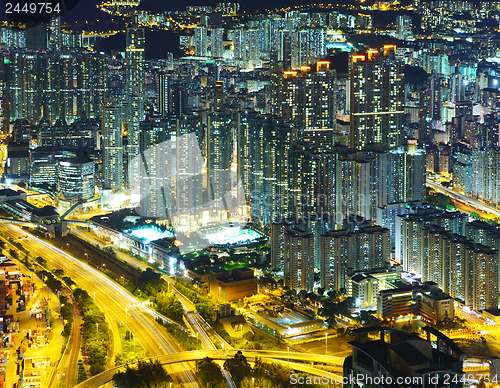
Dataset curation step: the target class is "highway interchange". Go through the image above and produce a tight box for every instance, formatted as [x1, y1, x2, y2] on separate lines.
[0, 223, 199, 387]
[2, 223, 346, 387]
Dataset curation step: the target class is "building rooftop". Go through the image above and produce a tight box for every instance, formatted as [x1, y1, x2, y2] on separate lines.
[388, 342, 430, 366]
[484, 308, 500, 317]
[347, 327, 463, 381]
[351, 273, 376, 283]
[0, 189, 23, 197]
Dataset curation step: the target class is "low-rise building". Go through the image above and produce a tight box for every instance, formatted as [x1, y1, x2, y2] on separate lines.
[377, 283, 454, 324]
[209, 267, 258, 302]
[483, 308, 500, 325]
[350, 274, 378, 309]
[348, 266, 409, 309]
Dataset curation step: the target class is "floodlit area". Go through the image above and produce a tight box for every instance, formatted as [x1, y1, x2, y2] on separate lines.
[125, 226, 175, 244]
[124, 225, 263, 246]
[203, 226, 264, 246]
[268, 309, 309, 327]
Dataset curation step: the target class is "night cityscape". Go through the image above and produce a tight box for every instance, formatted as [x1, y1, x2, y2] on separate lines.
[0, 0, 499, 387]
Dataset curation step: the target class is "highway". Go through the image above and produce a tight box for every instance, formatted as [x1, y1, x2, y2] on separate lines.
[51, 289, 82, 388]
[427, 180, 500, 218]
[74, 349, 345, 388]
[169, 281, 236, 388]
[0, 224, 199, 387]
[67, 228, 342, 387]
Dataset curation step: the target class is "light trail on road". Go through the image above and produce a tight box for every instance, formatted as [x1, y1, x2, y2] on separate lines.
[0, 224, 199, 387]
[427, 180, 500, 218]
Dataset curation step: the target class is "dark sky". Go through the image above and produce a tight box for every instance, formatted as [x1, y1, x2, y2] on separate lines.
[137, 0, 315, 12]
[2, 0, 361, 24]
[63, 0, 318, 19]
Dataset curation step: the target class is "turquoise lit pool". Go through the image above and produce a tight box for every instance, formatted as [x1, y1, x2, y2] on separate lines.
[203, 227, 263, 246]
[126, 226, 175, 244]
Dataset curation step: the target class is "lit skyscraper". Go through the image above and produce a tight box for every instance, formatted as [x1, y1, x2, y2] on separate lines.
[207, 113, 233, 206]
[137, 114, 173, 218]
[48, 16, 61, 52]
[396, 15, 412, 40]
[175, 116, 204, 216]
[102, 101, 124, 191]
[74, 52, 108, 120]
[126, 26, 145, 183]
[210, 27, 224, 58]
[57, 156, 95, 205]
[287, 144, 321, 219]
[350, 46, 405, 149]
[157, 72, 172, 117]
[237, 110, 294, 224]
[194, 25, 208, 57]
[284, 229, 315, 292]
[292, 28, 326, 69]
[7, 49, 107, 124]
[270, 61, 336, 130]
[126, 27, 145, 99]
[320, 226, 390, 291]
[320, 230, 350, 291]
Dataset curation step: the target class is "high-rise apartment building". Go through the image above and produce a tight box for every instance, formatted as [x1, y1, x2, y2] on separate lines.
[7, 50, 108, 124]
[74, 52, 108, 120]
[102, 101, 124, 191]
[350, 46, 405, 149]
[377, 143, 426, 207]
[287, 144, 322, 219]
[136, 115, 173, 218]
[291, 28, 326, 69]
[270, 62, 336, 130]
[284, 229, 315, 292]
[210, 27, 224, 58]
[270, 219, 299, 270]
[395, 15, 412, 40]
[233, 27, 261, 69]
[401, 222, 499, 310]
[207, 113, 233, 206]
[157, 72, 172, 117]
[320, 226, 390, 291]
[397, 208, 467, 268]
[194, 25, 208, 57]
[48, 16, 61, 52]
[126, 27, 145, 183]
[320, 230, 350, 291]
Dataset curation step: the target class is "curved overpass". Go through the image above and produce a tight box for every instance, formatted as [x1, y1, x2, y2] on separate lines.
[75, 349, 345, 388]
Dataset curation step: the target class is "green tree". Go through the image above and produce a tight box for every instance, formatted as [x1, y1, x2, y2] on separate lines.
[224, 351, 252, 387]
[156, 291, 183, 323]
[114, 360, 172, 388]
[137, 268, 166, 295]
[197, 357, 225, 387]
